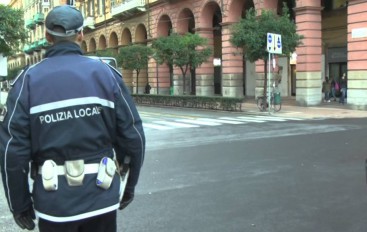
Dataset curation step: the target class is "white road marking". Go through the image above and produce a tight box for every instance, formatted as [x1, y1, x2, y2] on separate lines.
[153, 121, 200, 128]
[252, 116, 287, 121]
[198, 118, 246, 124]
[143, 123, 172, 130]
[220, 117, 265, 123]
[143, 115, 307, 130]
[175, 119, 222, 126]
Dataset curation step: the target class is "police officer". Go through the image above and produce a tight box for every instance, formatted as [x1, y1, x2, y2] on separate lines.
[0, 5, 145, 232]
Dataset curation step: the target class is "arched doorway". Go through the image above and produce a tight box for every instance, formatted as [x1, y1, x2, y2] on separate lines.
[157, 14, 173, 95]
[121, 28, 134, 92]
[135, 24, 148, 94]
[177, 8, 196, 94]
[321, 0, 348, 98]
[109, 32, 119, 54]
[98, 35, 107, 50]
[81, 41, 87, 54]
[240, 0, 255, 96]
[89, 38, 96, 53]
[213, 7, 222, 95]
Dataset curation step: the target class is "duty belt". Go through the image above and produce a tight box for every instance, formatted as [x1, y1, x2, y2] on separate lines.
[38, 158, 117, 191]
[38, 163, 99, 175]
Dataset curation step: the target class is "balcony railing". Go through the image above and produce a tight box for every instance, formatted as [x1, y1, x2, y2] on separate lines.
[25, 19, 36, 30]
[84, 17, 95, 29]
[34, 13, 45, 24]
[38, 38, 50, 48]
[111, 0, 146, 17]
[23, 44, 33, 54]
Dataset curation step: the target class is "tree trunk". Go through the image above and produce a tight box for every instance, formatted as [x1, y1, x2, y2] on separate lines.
[169, 65, 173, 87]
[183, 74, 186, 94]
[136, 70, 140, 94]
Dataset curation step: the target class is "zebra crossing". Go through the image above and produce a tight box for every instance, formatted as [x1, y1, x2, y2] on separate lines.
[142, 114, 306, 131]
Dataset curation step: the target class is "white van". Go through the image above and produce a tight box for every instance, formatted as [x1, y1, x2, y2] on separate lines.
[88, 56, 118, 68]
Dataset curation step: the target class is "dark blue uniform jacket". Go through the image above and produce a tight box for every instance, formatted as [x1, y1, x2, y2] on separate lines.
[0, 42, 145, 222]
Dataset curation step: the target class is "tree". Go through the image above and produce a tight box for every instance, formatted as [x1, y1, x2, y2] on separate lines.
[151, 34, 179, 94]
[230, 5, 303, 96]
[173, 33, 211, 94]
[95, 48, 118, 59]
[0, 5, 28, 56]
[117, 44, 153, 94]
[152, 33, 212, 95]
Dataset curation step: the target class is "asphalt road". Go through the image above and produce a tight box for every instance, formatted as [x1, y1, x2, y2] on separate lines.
[118, 112, 367, 232]
[1, 107, 367, 232]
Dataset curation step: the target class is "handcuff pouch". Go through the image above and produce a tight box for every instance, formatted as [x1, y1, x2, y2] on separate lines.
[65, 160, 85, 187]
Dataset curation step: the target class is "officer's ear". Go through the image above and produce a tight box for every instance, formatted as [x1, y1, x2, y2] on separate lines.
[45, 32, 54, 44]
[76, 31, 84, 43]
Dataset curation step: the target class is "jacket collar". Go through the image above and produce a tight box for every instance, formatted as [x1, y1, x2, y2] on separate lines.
[45, 42, 83, 58]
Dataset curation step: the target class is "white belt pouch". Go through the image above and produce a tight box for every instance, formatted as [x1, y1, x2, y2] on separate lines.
[65, 160, 85, 187]
[96, 157, 116, 190]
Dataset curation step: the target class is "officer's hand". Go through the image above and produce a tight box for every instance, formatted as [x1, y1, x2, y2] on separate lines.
[119, 191, 134, 210]
[13, 207, 36, 230]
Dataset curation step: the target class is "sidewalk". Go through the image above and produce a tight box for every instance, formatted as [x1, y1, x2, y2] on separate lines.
[243, 96, 367, 119]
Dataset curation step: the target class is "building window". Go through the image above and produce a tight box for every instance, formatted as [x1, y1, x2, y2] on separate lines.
[42, 0, 50, 7]
[88, 0, 94, 16]
[79, 5, 85, 17]
[98, 0, 105, 15]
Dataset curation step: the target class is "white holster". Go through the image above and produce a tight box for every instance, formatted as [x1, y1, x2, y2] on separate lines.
[41, 160, 58, 191]
[96, 157, 116, 190]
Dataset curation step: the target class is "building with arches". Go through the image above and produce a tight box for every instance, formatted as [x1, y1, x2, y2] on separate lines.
[6, 0, 367, 108]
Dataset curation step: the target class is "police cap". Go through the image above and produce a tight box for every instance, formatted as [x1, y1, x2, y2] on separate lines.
[45, 5, 84, 37]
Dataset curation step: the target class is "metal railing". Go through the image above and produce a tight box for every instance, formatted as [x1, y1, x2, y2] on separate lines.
[111, 0, 146, 16]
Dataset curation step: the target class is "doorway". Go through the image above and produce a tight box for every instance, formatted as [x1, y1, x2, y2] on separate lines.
[291, 64, 296, 96]
[329, 62, 347, 83]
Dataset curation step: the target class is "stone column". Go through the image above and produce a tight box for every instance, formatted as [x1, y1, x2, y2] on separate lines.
[347, 0, 367, 109]
[221, 22, 244, 98]
[195, 27, 214, 96]
[294, 2, 323, 106]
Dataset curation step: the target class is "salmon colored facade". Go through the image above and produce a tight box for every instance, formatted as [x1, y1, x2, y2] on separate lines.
[6, 0, 367, 108]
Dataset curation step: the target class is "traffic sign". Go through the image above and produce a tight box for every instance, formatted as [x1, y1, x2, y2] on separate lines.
[267, 33, 282, 54]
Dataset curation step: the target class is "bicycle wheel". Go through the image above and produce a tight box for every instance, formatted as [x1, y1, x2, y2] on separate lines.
[273, 102, 281, 112]
[256, 97, 267, 112]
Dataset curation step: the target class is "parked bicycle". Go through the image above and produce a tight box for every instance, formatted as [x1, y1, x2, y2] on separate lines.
[256, 91, 282, 112]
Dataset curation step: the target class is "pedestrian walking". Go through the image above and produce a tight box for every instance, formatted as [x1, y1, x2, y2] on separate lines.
[339, 73, 347, 104]
[145, 82, 152, 94]
[0, 5, 145, 232]
[322, 77, 331, 102]
[330, 77, 337, 101]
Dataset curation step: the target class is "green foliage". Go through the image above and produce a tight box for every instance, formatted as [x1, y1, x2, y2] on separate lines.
[117, 44, 153, 94]
[230, 4, 303, 96]
[132, 94, 244, 111]
[0, 5, 28, 56]
[95, 49, 118, 59]
[151, 34, 180, 66]
[173, 33, 211, 71]
[230, 5, 303, 62]
[7, 66, 23, 80]
[152, 33, 212, 93]
[153, 32, 211, 71]
[117, 44, 153, 73]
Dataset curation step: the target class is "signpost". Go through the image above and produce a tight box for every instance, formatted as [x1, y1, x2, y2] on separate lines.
[266, 33, 282, 114]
